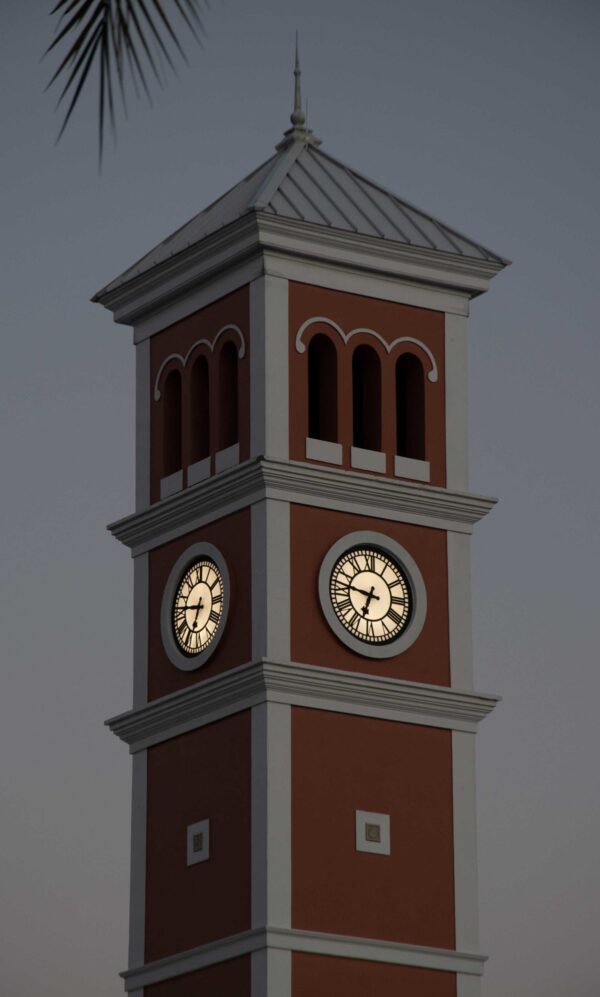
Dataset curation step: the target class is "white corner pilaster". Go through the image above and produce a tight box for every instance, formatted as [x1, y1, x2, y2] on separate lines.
[251, 701, 292, 996]
[251, 499, 290, 662]
[132, 553, 149, 709]
[447, 532, 474, 689]
[251, 948, 292, 997]
[452, 731, 480, 957]
[250, 275, 289, 461]
[128, 750, 147, 971]
[135, 337, 151, 511]
[445, 312, 469, 493]
[457, 974, 482, 997]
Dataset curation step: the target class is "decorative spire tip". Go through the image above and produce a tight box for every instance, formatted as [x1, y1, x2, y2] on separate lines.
[291, 32, 306, 127]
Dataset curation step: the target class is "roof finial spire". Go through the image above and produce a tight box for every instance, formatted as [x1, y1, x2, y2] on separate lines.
[275, 35, 321, 151]
[291, 32, 306, 127]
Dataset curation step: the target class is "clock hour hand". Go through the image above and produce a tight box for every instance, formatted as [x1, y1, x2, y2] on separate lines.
[361, 585, 377, 615]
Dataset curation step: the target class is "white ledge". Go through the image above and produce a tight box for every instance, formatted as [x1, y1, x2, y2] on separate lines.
[306, 437, 343, 465]
[106, 658, 500, 753]
[120, 924, 487, 990]
[159, 469, 182, 499]
[108, 457, 497, 555]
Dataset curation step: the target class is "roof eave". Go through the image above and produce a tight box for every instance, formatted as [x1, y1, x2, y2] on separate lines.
[93, 210, 508, 328]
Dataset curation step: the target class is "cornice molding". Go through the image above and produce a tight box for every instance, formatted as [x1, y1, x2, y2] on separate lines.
[121, 924, 487, 990]
[106, 658, 500, 753]
[94, 211, 504, 329]
[107, 457, 497, 554]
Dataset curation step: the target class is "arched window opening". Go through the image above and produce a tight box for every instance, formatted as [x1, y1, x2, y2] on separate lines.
[308, 334, 337, 442]
[396, 353, 425, 459]
[352, 346, 381, 451]
[190, 356, 210, 463]
[218, 340, 239, 451]
[163, 369, 182, 476]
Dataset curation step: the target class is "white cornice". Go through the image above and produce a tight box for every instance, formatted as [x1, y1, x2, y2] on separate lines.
[93, 211, 504, 330]
[107, 457, 497, 555]
[121, 924, 487, 990]
[106, 658, 500, 752]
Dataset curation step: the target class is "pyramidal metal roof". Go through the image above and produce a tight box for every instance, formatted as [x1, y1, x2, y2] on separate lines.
[97, 62, 507, 299]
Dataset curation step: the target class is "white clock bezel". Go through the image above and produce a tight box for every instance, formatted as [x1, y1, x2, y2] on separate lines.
[161, 542, 230, 671]
[318, 531, 427, 658]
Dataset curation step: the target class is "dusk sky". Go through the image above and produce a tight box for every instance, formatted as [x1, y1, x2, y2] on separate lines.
[1, 3, 599, 995]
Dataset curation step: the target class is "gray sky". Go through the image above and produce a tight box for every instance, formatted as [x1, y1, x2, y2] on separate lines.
[1, 2, 599, 995]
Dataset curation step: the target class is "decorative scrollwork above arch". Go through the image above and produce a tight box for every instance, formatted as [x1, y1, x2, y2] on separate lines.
[154, 324, 246, 400]
[295, 316, 438, 383]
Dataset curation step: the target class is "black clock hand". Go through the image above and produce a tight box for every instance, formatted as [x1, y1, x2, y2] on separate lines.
[361, 585, 377, 616]
[186, 600, 204, 627]
[349, 585, 380, 601]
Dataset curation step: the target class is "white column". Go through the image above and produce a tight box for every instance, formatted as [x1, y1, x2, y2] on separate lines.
[251, 702, 292, 997]
[132, 553, 149, 709]
[135, 337, 151, 511]
[251, 499, 291, 662]
[457, 974, 482, 997]
[249, 275, 289, 461]
[128, 750, 147, 971]
[445, 312, 469, 492]
[447, 532, 473, 689]
[453, 730, 482, 997]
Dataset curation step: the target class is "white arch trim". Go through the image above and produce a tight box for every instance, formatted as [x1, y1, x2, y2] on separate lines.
[295, 316, 438, 383]
[154, 324, 246, 400]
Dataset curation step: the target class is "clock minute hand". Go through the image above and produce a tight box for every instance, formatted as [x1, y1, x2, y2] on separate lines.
[349, 585, 380, 601]
[187, 600, 204, 627]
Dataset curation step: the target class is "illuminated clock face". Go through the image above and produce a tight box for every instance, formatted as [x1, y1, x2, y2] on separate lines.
[172, 558, 224, 656]
[329, 545, 412, 644]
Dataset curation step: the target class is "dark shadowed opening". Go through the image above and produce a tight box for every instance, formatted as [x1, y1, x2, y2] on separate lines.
[218, 341, 239, 450]
[352, 345, 381, 450]
[308, 334, 338, 442]
[396, 354, 425, 459]
[163, 369, 182, 476]
[190, 356, 210, 463]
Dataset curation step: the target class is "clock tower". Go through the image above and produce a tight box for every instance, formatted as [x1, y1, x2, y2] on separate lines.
[97, 59, 507, 997]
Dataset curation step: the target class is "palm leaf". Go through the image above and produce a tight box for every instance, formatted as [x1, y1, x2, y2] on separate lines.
[45, 0, 208, 161]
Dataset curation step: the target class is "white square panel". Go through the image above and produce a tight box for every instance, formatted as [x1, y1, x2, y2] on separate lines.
[187, 818, 210, 866]
[355, 810, 390, 855]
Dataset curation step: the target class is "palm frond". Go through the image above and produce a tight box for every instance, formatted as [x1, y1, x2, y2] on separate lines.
[45, 0, 208, 161]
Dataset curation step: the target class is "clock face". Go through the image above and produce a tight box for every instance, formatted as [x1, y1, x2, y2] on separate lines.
[329, 545, 412, 645]
[172, 558, 224, 656]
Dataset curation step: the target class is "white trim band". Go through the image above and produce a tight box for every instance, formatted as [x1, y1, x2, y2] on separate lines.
[108, 458, 497, 555]
[106, 658, 500, 753]
[121, 925, 487, 990]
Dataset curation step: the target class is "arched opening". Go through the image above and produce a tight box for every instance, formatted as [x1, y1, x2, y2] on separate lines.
[352, 345, 381, 451]
[396, 353, 425, 459]
[218, 340, 239, 451]
[162, 368, 182, 476]
[308, 334, 338, 442]
[190, 356, 210, 463]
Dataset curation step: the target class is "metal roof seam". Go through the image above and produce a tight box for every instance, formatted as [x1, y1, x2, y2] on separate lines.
[294, 155, 369, 234]
[337, 161, 413, 244]
[282, 171, 340, 228]
[306, 151, 386, 239]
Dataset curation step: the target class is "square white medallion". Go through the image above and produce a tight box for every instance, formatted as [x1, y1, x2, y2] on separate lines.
[356, 810, 390, 855]
[187, 818, 210, 866]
